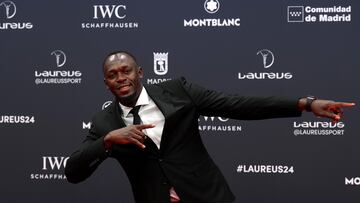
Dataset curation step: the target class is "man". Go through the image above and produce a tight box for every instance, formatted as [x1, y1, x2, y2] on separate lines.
[65, 51, 355, 203]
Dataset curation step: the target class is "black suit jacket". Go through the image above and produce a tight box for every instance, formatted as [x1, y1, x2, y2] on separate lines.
[65, 77, 302, 203]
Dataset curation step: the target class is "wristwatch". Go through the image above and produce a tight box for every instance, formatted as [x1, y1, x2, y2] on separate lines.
[305, 96, 317, 112]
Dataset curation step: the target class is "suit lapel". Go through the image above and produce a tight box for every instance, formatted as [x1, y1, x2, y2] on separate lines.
[145, 85, 179, 119]
[145, 85, 181, 152]
[106, 100, 126, 129]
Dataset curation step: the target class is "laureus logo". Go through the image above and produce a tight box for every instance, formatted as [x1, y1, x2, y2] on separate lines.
[204, 0, 220, 14]
[34, 50, 82, 85]
[0, 0, 16, 19]
[256, 49, 274, 69]
[238, 49, 293, 80]
[51, 50, 66, 68]
[0, 1, 33, 30]
[102, 101, 112, 110]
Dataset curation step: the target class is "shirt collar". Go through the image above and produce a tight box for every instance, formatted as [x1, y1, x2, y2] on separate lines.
[119, 86, 150, 117]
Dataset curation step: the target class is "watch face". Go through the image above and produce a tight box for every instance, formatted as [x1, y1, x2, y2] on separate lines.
[305, 96, 316, 111]
[307, 96, 316, 100]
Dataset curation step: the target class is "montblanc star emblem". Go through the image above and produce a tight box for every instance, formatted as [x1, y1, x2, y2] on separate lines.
[204, 0, 220, 14]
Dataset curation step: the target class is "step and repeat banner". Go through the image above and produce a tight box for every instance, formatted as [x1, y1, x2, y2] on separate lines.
[1, 0, 359, 202]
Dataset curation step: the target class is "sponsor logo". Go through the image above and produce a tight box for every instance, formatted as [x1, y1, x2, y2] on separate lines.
[0, 0, 16, 19]
[293, 121, 345, 136]
[287, 5, 351, 23]
[256, 49, 274, 69]
[34, 50, 82, 85]
[238, 49, 293, 80]
[93, 5, 126, 19]
[81, 4, 139, 29]
[51, 50, 66, 68]
[153, 52, 168, 76]
[147, 52, 171, 84]
[288, 6, 304, 22]
[0, 0, 33, 30]
[204, 0, 220, 14]
[83, 121, 91, 129]
[30, 156, 68, 180]
[198, 116, 242, 132]
[83, 101, 113, 130]
[184, 0, 240, 27]
[237, 164, 295, 174]
[345, 177, 360, 185]
[147, 78, 171, 84]
[0, 115, 35, 124]
[102, 100, 113, 110]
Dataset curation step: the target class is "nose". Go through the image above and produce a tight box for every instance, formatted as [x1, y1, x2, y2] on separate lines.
[115, 72, 127, 83]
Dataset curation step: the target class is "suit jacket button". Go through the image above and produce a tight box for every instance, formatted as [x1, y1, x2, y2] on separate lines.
[158, 158, 163, 162]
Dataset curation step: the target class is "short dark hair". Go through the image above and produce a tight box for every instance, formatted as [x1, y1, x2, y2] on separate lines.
[102, 51, 139, 69]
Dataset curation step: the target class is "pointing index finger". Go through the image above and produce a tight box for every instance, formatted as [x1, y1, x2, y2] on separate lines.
[332, 102, 356, 107]
[135, 124, 156, 130]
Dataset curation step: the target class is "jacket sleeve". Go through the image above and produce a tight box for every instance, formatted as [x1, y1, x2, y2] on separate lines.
[178, 77, 302, 120]
[65, 118, 110, 184]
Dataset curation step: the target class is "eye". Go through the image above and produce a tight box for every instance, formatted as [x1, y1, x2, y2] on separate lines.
[107, 73, 116, 79]
[123, 68, 132, 74]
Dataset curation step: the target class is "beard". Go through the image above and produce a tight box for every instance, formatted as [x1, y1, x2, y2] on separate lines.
[115, 86, 142, 107]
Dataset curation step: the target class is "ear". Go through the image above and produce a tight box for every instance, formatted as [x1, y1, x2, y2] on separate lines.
[104, 78, 109, 89]
[138, 66, 144, 79]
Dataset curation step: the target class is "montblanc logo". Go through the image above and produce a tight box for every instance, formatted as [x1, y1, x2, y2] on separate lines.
[34, 50, 82, 85]
[287, 5, 351, 23]
[51, 50, 66, 67]
[0, 1, 33, 30]
[345, 177, 360, 186]
[81, 4, 139, 29]
[238, 49, 293, 80]
[30, 156, 68, 180]
[0, 0, 16, 19]
[184, 0, 240, 27]
[204, 0, 220, 14]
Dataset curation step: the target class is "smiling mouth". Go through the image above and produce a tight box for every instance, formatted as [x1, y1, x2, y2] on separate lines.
[116, 84, 132, 92]
[117, 83, 131, 88]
